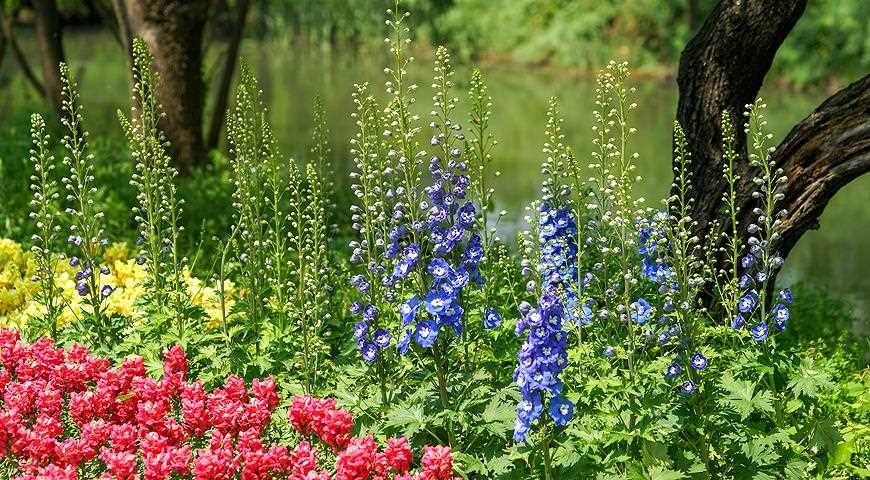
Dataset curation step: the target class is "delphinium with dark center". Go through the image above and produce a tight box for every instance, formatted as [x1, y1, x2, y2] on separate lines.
[347, 4, 422, 379]
[732, 100, 793, 341]
[120, 39, 190, 340]
[396, 45, 491, 421]
[27, 113, 65, 338]
[348, 9, 498, 434]
[512, 99, 576, 479]
[58, 63, 115, 341]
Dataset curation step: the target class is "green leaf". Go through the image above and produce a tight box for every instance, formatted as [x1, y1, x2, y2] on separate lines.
[480, 393, 515, 438]
[788, 360, 833, 399]
[809, 419, 842, 452]
[829, 440, 854, 465]
[384, 404, 427, 437]
[642, 440, 671, 467]
[452, 452, 485, 475]
[718, 373, 774, 421]
[784, 459, 808, 480]
[741, 434, 782, 466]
[486, 454, 515, 475]
[646, 465, 685, 480]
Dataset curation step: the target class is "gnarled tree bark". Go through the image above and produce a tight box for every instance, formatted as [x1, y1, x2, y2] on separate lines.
[675, 0, 869, 269]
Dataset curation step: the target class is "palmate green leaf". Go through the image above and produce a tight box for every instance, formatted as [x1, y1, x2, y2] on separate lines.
[740, 431, 789, 466]
[646, 465, 686, 480]
[554, 446, 583, 469]
[718, 373, 774, 420]
[642, 439, 671, 467]
[788, 359, 833, 399]
[480, 388, 516, 438]
[750, 472, 776, 480]
[384, 404, 426, 436]
[451, 452, 485, 476]
[829, 439, 854, 465]
[784, 459, 809, 480]
[808, 418, 842, 452]
[485, 454, 514, 475]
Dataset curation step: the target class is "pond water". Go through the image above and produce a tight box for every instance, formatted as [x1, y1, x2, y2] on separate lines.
[2, 33, 868, 327]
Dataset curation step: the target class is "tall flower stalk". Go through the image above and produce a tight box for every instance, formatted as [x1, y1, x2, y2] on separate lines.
[731, 100, 793, 342]
[584, 61, 644, 382]
[58, 63, 113, 339]
[120, 39, 189, 340]
[512, 100, 576, 478]
[27, 113, 64, 338]
[655, 123, 709, 394]
[348, 82, 393, 403]
[226, 64, 272, 348]
[706, 111, 744, 326]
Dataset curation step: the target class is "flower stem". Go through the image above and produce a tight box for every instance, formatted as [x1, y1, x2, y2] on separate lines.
[542, 433, 554, 480]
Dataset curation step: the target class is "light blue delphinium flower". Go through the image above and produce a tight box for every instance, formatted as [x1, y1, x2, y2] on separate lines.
[548, 396, 574, 426]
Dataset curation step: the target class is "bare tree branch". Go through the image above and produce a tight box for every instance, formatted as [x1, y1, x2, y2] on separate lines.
[0, 11, 46, 100]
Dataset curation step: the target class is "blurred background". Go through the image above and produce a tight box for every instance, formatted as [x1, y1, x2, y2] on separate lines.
[0, 0, 868, 330]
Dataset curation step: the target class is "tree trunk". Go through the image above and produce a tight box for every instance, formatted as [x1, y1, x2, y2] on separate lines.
[675, 0, 803, 241]
[206, 0, 251, 151]
[126, 0, 211, 174]
[110, 0, 134, 66]
[31, 0, 66, 117]
[675, 0, 870, 278]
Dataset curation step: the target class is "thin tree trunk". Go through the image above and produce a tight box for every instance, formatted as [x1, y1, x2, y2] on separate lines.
[675, 0, 870, 280]
[0, 12, 46, 99]
[109, 0, 134, 65]
[206, 0, 251, 151]
[31, 0, 66, 117]
[126, 0, 212, 173]
[0, 27, 7, 72]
